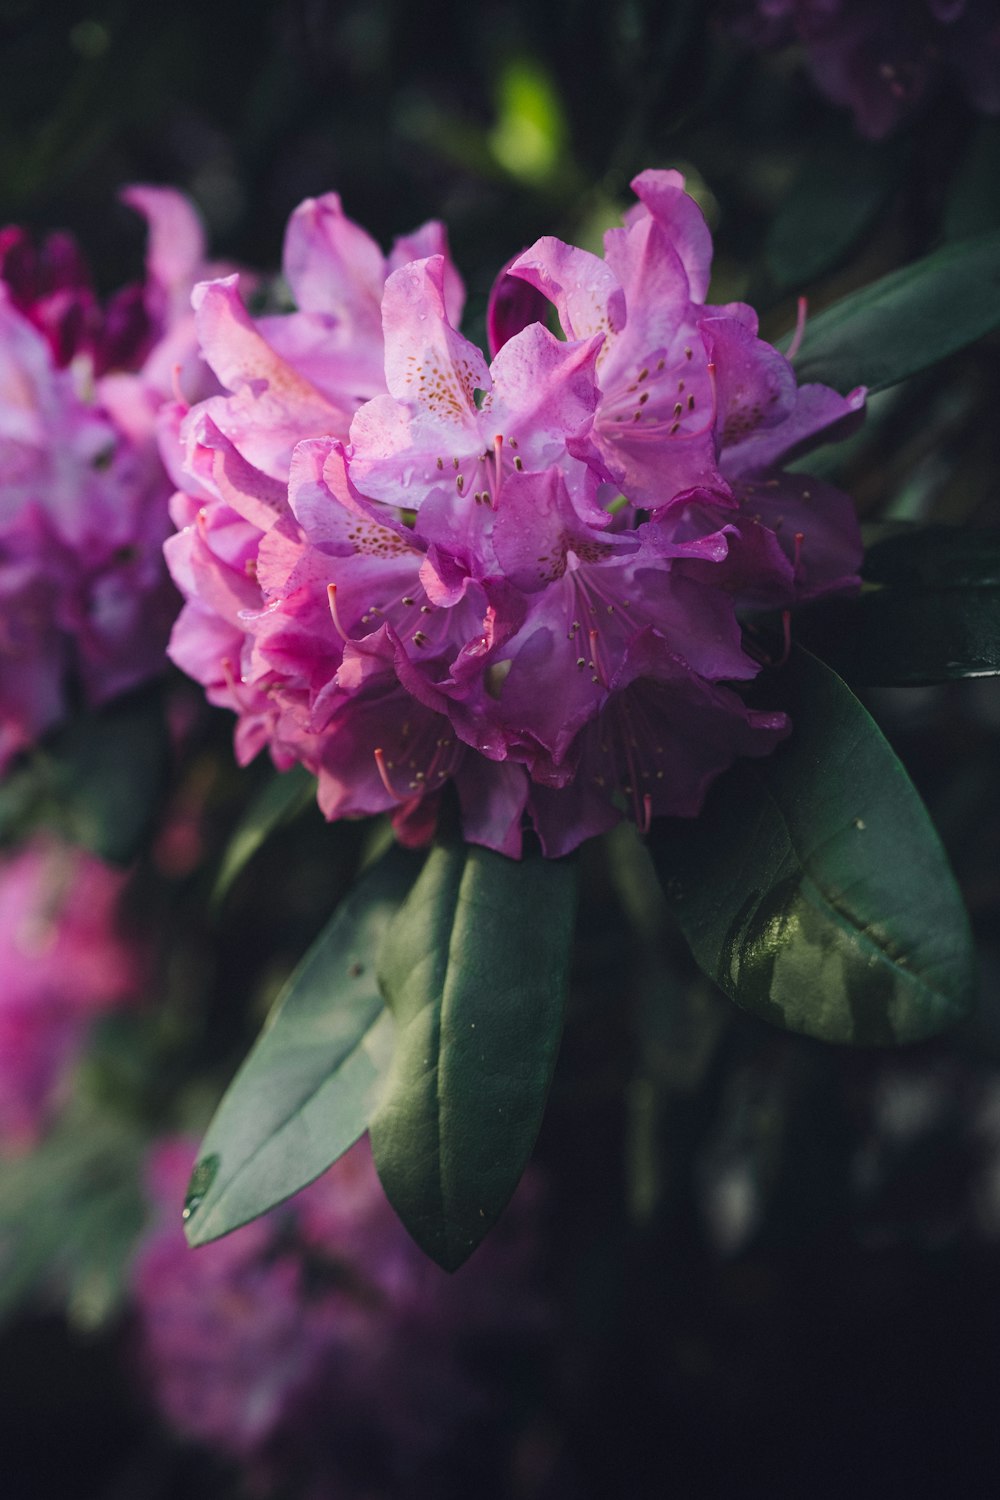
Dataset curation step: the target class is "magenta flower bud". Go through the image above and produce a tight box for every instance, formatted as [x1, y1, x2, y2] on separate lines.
[486, 254, 552, 358]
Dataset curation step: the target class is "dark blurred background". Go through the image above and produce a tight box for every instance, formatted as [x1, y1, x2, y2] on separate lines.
[2, 2, 1000, 1496]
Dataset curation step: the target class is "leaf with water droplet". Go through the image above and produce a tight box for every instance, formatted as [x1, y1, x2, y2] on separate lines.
[183, 845, 422, 1247]
[648, 648, 976, 1045]
[182, 1155, 220, 1221]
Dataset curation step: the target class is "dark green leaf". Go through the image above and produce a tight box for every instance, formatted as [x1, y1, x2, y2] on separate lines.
[945, 122, 1000, 243]
[648, 649, 977, 1045]
[796, 527, 1000, 684]
[783, 230, 1000, 393]
[766, 138, 900, 291]
[183, 844, 422, 1247]
[211, 763, 316, 907]
[862, 525, 1000, 590]
[797, 589, 1000, 684]
[370, 841, 577, 1270]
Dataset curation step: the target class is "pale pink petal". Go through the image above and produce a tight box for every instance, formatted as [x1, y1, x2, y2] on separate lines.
[627, 169, 714, 303]
[388, 220, 465, 326]
[122, 185, 207, 318]
[380, 255, 490, 416]
[281, 192, 385, 320]
[508, 236, 625, 342]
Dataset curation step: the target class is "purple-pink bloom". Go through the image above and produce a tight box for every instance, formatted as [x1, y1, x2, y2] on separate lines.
[164, 173, 863, 857]
[130, 1135, 545, 1495]
[722, 0, 1000, 137]
[0, 837, 140, 1149]
[0, 188, 217, 772]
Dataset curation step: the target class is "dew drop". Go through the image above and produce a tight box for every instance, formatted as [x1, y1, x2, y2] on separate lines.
[183, 1153, 221, 1221]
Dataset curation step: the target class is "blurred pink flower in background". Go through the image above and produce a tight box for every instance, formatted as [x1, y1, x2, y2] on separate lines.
[0, 188, 217, 773]
[722, 0, 1000, 138]
[0, 837, 141, 1149]
[131, 1135, 547, 1496]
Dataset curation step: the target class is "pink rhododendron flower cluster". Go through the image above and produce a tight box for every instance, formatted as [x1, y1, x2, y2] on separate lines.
[164, 172, 864, 857]
[0, 837, 140, 1149]
[131, 1136, 545, 1495]
[722, 0, 1000, 138]
[0, 188, 215, 773]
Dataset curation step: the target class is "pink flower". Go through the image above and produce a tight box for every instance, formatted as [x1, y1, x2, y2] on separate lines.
[162, 194, 465, 775]
[130, 1136, 545, 1494]
[722, 0, 1000, 138]
[0, 837, 140, 1149]
[505, 169, 865, 605]
[164, 174, 862, 857]
[0, 189, 215, 772]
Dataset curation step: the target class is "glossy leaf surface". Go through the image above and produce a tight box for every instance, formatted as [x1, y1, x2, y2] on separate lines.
[370, 841, 577, 1270]
[799, 589, 1000, 685]
[786, 229, 1000, 393]
[649, 650, 977, 1045]
[797, 528, 1000, 684]
[183, 845, 422, 1246]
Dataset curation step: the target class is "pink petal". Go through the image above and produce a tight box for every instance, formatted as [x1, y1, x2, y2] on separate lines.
[627, 169, 714, 303]
[508, 236, 625, 342]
